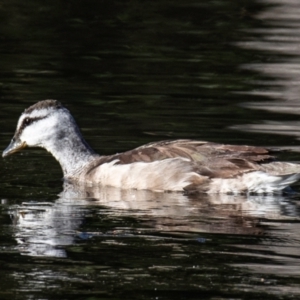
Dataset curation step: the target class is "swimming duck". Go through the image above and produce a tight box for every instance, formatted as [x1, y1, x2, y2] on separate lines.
[3, 99, 300, 194]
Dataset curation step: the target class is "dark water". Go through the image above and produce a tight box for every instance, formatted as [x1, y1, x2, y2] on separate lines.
[0, 0, 300, 299]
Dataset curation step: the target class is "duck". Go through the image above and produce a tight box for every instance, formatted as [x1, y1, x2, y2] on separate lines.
[3, 99, 300, 194]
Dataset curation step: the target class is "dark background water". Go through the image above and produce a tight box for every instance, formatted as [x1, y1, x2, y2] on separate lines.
[0, 0, 300, 299]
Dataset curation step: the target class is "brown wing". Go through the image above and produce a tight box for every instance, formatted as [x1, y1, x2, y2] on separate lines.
[92, 139, 277, 179]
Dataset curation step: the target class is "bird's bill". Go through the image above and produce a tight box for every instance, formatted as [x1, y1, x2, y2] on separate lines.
[2, 138, 27, 158]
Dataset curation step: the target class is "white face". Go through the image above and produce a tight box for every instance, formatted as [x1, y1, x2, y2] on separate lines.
[15, 107, 67, 148]
[3, 100, 79, 159]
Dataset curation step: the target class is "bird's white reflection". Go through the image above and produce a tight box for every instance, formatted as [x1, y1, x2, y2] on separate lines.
[9, 182, 298, 257]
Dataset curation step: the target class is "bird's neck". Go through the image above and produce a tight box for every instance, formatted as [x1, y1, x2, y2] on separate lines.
[43, 127, 98, 176]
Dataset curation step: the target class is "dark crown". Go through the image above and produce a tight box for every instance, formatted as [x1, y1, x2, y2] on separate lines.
[24, 100, 62, 114]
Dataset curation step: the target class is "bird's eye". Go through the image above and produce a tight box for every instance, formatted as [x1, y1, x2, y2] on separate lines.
[24, 118, 31, 126]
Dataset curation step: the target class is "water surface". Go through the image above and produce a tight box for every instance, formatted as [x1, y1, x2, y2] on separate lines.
[0, 0, 300, 299]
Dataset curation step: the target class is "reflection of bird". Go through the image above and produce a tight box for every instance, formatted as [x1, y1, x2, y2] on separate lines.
[3, 100, 300, 193]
